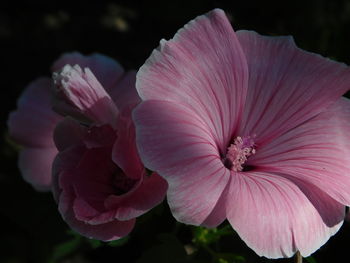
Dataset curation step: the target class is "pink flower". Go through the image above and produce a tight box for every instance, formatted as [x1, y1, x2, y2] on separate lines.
[52, 64, 167, 240]
[7, 52, 127, 191]
[133, 9, 350, 258]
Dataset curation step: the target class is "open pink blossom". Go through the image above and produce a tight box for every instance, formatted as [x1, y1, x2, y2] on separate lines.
[133, 9, 350, 258]
[7, 52, 128, 191]
[52, 64, 167, 240]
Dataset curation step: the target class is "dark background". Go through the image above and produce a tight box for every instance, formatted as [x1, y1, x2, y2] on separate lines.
[1, 0, 350, 262]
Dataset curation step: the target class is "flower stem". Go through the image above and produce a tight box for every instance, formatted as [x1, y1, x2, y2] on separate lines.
[294, 251, 302, 263]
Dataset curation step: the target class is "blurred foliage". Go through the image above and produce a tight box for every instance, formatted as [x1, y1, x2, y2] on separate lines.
[2, 0, 350, 262]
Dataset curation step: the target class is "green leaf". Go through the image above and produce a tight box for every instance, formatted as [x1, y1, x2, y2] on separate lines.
[137, 233, 188, 263]
[108, 236, 130, 247]
[192, 227, 221, 246]
[87, 239, 103, 249]
[305, 256, 317, 263]
[49, 237, 81, 263]
[214, 253, 246, 263]
[192, 225, 234, 247]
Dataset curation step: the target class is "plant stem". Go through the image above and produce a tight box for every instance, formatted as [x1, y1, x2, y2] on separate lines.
[294, 251, 302, 263]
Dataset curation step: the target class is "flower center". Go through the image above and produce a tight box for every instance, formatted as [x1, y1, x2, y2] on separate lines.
[224, 136, 256, 171]
[112, 167, 138, 195]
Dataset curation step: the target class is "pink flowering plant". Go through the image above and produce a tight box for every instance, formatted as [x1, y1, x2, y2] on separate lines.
[8, 52, 167, 241]
[133, 8, 350, 260]
[5, 6, 350, 263]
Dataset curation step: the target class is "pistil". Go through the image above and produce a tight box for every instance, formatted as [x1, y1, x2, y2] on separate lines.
[224, 136, 256, 171]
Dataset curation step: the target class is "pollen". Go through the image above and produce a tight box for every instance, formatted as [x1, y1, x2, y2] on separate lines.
[224, 136, 256, 171]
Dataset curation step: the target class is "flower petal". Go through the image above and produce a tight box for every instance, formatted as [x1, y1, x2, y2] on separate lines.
[236, 30, 350, 143]
[133, 100, 230, 226]
[226, 171, 344, 258]
[52, 145, 86, 211]
[105, 173, 168, 221]
[8, 77, 61, 147]
[112, 106, 143, 179]
[249, 97, 350, 206]
[19, 147, 57, 191]
[53, 65, 119, 126]
[108, 70, 140, 110]
[63, 205, 135, 241]
[52, 52, 124, 92]
[136, 9, 248, 152]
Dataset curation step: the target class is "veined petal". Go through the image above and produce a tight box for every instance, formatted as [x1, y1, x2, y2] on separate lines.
[133, 100, 230, 225]
[52, 52, 124, 92]
[226, 171, 344, 258]
[137, 9, 248, 152]
[236, 30, 350, 144]
[53, 65, 119, 126]
[249, 97, 350, 206]
[8, 77, 61, 147]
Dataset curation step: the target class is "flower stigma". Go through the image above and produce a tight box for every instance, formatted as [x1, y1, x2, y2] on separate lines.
[224, 136, 256, 171]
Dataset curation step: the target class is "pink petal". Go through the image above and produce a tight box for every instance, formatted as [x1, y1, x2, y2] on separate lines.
[236, 30, 350, 143]
[53, 65, 119, 126]
[133, 100, 230, 226]
[112, 106, 143, 179]
[53, 146, 116, 224]
[105, 173, 168, 221]
[52, 52, 124, 92]
[19, 147, 58, 191]
[63, 205, 135, 241]
[72, 147, 118, 207]
[249, 97, 350, 207]
[52, 145, 86, 211]
[201, 179, 230, 227]
[54, 154, 135, 240]
[8, 77, 61, 147]
[73, 197, 116, 224]
[108, 70, 140, 110]
[226, 171, 344, 258]
[136, 9, 248, 153]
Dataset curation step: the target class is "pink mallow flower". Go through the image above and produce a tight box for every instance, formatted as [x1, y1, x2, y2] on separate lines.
[7, 52, 126, 191]
[133, 9, 350, 258]
[52, 64, 167, 241]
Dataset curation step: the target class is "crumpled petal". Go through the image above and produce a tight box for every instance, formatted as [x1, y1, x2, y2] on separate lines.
[52, 52, 124, 92]
[236, 30, 350, 144]
[136, 9, 248, 153]
[226, 171, 344, 258]
[105, 172, 168, 221]
[63, 201, 135, 241]
[53, 65, 119, 126]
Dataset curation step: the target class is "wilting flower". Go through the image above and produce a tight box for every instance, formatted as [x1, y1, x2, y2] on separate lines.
[133, 9, 350, 258]
[7, 52, 127, 191]
[52, 64, 167, 240]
